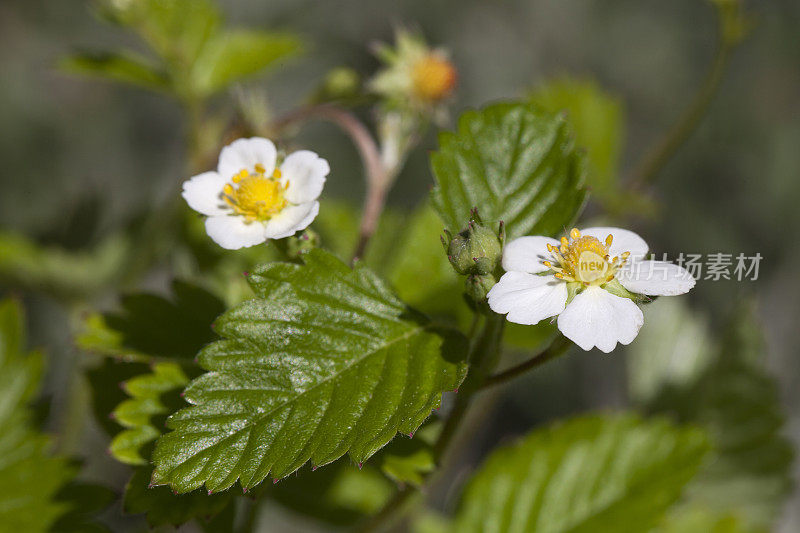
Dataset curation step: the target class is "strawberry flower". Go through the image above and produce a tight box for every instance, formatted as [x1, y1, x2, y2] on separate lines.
[182, 137, 329, 249]
[488, 227, 696, 352]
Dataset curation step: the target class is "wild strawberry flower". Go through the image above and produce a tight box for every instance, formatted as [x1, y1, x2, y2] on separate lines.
[182, 137, 329, 249]
[369, 29, 457, 106]
[488, 227, 695, 353]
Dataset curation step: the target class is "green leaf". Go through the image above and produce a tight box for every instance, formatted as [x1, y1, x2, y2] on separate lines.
[110, 362, 189, 465]
[192, 30, 303, 96]
[98, 0, 221, 67]
[52, 481, 116, 533]
[103, 280, 225, 360]
[0, 231, 130, 300]
[455, 414, 709, 533]
[152, 249, 469, 493]
[376, 421, 440, 487]
[626, 298, 715, 406]
[60, 51, 171, 91]
[269, 463, 394, 526]
[644, 305, 794, 530]
[0, 299, 89, 530]
[529, 78, 623, 200]
[659, 505, 757, 533]
[123, 467, 232, 528]
[430, 101, 587, 239]
[386, 203, 463, 317]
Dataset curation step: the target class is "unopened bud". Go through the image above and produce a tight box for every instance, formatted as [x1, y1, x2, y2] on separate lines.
[465, 273, 497, 303]
[284, 229, 320, 258]
[443, 213, 502, 276]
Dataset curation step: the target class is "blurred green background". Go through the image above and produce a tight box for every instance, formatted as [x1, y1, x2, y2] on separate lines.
[1, 0, 799, 531]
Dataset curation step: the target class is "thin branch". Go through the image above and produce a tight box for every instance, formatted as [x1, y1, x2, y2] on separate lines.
[481, 335, 571, 390]
[271, 105, 388, 262]
[629, 39, 733, 190]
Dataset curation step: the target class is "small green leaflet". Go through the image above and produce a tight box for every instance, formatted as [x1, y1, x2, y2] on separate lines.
[455, 414, 709, 533]
[110, 362, 189, 465]
[430, 101, 587, 239]
[0, 300, 89, 530]
[152, 249, 468, 493]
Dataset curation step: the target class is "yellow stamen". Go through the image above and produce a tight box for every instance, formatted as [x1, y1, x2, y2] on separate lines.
[222, 166, 288, 222]
[543, 229, 631, 286]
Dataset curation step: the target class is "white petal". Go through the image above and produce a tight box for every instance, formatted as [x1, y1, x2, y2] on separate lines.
[205, 216, 266, 250]
[488, 272, 567, 325]
[181, 172, 229, 216]
[618, 260, 696, 296]
[281, 150, 329, 204]
[581, 227, 648, 259]
[557, 286, 644, 353]
[263, 202, 319, 239]
[217, 137, 277, 180]
[502, 236, 561, 274]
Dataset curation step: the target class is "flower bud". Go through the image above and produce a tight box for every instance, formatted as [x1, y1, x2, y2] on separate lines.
[443, 210, 503, 276]
[465, 273, 497, 304]
[284, 229, 320, 258]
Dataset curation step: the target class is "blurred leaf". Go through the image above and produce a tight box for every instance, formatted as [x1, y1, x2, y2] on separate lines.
[192, 30, 303, 96]
[52, 481, 116, 533]
[0, 299, 99, 530]
[455, 414, 709, 533]
[103, 280, 224, 360]
[60, 51, 170, 91]
[269, 463, 394, 526]
[529, 78, 623, 200]
[0, 231, 130, 300]
[430, 101, 587, 239]
[386, 203, 462, 316]
[645, 304, 794, 530]
[110, 362, 188, 465]
[503, 321, 558, 351]
[375, 420, 440, 487]
[659, 504, 758, 533]
[626, 298, 715, 405]
[97, 0, 220, 67]
[411, 509, 453, 533]
[123, 467, 233, 528]
[81, 280, 235, 526]
[152, 249, 469, 493]
[85, 357, 151, 436]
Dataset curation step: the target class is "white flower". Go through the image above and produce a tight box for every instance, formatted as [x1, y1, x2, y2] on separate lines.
[182, 137, 329, 249]
[488, 227, 696, 353]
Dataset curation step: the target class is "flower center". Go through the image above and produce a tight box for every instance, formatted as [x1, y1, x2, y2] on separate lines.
[222, 164, 288, 222]
[543, 228, 630, 286]
[412, 54, 457, 101]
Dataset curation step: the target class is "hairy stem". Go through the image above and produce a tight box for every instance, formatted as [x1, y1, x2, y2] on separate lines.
[271, 105, 388, 262]
[482, 335, 571, 390]
[629, 39, 733, 189]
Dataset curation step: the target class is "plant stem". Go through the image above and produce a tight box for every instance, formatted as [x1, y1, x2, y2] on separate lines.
[629, 40, 733, 189]
[482, 335, 571, 390]
[358, 314, 506, 533]
[271, 105, 388, 262]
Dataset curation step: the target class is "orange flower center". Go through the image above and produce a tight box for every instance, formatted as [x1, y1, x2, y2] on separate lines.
[411, 54, 457, 101]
